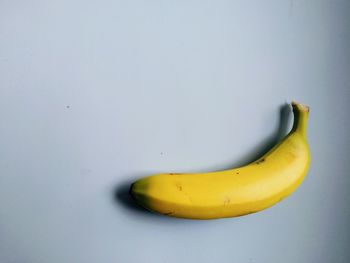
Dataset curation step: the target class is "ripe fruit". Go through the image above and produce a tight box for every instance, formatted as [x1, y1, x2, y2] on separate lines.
[130, 102, 311, 219]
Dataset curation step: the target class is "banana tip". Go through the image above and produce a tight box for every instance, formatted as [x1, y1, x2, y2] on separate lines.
[129, 183, 135, 196]
[292, 101, 310, 113]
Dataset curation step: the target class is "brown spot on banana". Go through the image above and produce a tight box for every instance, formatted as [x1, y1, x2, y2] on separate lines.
[224, 196, 231, 205]
[255, 158, 265, 164]
[176, 183, 183, 191]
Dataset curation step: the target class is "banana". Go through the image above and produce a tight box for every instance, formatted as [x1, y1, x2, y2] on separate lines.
[130, 102, 311, 219]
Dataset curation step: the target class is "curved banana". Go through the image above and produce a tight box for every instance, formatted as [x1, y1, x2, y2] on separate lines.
[130, 102, 311, 219]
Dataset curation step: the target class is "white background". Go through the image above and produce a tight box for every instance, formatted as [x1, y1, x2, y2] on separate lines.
[1, 1, 349, 262]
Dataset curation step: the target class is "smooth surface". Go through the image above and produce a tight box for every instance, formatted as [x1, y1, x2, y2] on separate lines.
[0, 0, 349, 262]
[130, 105, 311, 219]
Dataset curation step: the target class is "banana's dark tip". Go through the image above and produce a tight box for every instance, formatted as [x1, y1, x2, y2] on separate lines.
[129, 183, 135, 196]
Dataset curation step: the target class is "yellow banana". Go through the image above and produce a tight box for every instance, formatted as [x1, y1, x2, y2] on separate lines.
[130, 102, 311, 219]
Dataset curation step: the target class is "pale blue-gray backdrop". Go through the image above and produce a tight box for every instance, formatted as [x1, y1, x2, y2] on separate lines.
[1, 1, 349, 262]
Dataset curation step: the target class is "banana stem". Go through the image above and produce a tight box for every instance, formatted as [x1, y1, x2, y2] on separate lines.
[291, 101, 309, 138]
